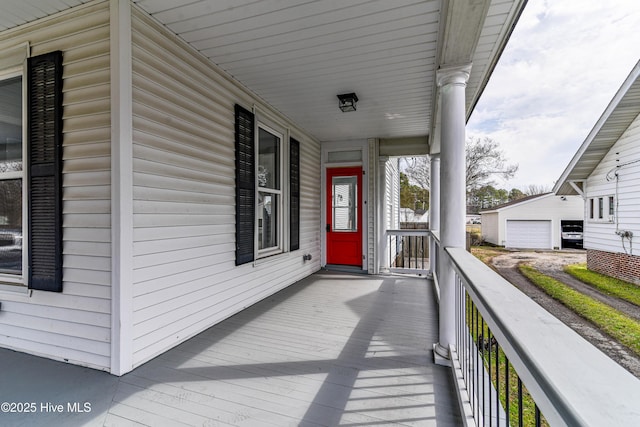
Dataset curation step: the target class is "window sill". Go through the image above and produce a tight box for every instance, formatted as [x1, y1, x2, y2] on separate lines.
[0, 282, 29, 297]
[254, 250, 290, 266]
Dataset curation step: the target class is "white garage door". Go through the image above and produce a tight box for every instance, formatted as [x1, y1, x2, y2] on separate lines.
[506, 220, 552, 249]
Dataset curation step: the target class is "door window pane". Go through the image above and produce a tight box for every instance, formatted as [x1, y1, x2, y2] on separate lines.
[332, 176, 357, 231]
[0, 179, 22, 274]
[258, 192, 278, 250]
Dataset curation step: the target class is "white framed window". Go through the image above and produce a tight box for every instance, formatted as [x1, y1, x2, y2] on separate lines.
[257, 124, 284, 257]
[0, 70, 24, 283]
[609, 196, 615, 220]
[588, 195, 614, 223]
[598, 197, 604, 219]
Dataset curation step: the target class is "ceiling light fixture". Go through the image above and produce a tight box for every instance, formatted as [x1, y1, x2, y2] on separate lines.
[337, 93, 358, 112]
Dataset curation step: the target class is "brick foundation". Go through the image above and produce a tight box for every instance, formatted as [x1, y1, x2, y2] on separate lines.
[587, 249, 640, 285]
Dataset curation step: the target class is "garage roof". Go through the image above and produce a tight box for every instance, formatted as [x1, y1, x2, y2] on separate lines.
[479, 192, 552, 214]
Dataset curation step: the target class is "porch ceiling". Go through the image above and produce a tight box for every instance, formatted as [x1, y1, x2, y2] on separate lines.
[0, 0, 526, 146]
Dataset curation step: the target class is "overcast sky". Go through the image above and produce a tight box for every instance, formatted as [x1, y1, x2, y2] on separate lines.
[467, 0, 640, 192]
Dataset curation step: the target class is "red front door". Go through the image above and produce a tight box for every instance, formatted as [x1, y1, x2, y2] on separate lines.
[326, 167, 363, 266]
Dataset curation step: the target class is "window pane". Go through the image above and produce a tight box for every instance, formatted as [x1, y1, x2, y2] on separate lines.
[0, 179, 22, 274]
[598, 198, 603, 219]
[327, 150, 362, 163]
[609, 196, 615, 216]
[258, 128, 280, 189]
[0, 76, 22, 173]
[258, 192, 278, 250]
[332, 176, 357, 231]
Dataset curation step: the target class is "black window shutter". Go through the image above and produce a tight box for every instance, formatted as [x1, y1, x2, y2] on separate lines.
[27, 51, 63, 292]
[235, 105, 255, 265]
[290, 138, 300, 251]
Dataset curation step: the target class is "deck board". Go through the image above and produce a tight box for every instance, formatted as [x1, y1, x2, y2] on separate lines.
[0, 271, 461, 426]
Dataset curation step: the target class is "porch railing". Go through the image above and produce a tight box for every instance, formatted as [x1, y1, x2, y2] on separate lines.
[443, 246, 640, 427]
[386, 229, 429, 275]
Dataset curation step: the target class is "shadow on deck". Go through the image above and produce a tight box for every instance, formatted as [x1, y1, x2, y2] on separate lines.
[0, 271, 461, 426]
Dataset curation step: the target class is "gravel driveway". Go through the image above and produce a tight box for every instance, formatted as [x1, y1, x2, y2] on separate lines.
[490, 250, 640, 378]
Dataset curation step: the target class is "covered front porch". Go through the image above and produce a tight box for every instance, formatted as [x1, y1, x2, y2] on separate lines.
[2, 2, 640, 426]
[2, 271, 460, 426]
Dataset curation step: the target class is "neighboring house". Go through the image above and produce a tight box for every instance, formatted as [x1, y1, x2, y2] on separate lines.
[466, 214, 481, 224]
[480, 193, 584, 249]
[555, 60, 640, 284]
[399, 208, 428, 224]
[0, 0, 525, 375]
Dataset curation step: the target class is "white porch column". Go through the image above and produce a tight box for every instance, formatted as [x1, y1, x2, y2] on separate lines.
[378, 156, 389, 272]
[434, 64, 471, 364]
[110, 0, 134, 375]
[428, 154, 440, 279]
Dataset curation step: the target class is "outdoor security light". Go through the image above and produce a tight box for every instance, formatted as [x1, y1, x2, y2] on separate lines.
[337, 93, 358, 112]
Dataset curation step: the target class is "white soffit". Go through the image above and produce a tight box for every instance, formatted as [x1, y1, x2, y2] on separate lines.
[0, 0, 525, 144]
[133, 0, 524, 143]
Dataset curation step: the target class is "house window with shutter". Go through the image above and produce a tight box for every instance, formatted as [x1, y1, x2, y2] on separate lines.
[0, 51, 62, 291]
[235, 105, 300, 265]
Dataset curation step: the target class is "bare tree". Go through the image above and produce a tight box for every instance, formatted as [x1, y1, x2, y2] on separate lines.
[523, 184, 550, 196]
[402, 136, 518, 194]
[402, 156, 430, 189]
[465, 136, 518, 191]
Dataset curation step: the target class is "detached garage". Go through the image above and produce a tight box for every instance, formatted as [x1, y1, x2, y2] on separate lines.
[480, 193, 584, 249]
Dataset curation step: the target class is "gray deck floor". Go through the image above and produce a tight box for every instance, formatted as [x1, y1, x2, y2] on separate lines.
[0, 271, 461, 426]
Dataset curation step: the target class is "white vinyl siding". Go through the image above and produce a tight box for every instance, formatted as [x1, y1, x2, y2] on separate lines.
[585, 113, 640, 254]
[386, 158, 400, 231]
[481, 212, 500, 245]
[0, 2, 111, 370]
[383, 157, 400, 271]
[130, 8, 321, 368]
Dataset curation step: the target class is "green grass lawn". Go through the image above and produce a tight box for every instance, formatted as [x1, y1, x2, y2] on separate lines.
[564, 263, 640, 307]
[520, 264, 640, 357]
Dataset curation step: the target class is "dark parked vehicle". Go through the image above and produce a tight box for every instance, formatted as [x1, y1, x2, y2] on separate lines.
[561, 223, 583, 248]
